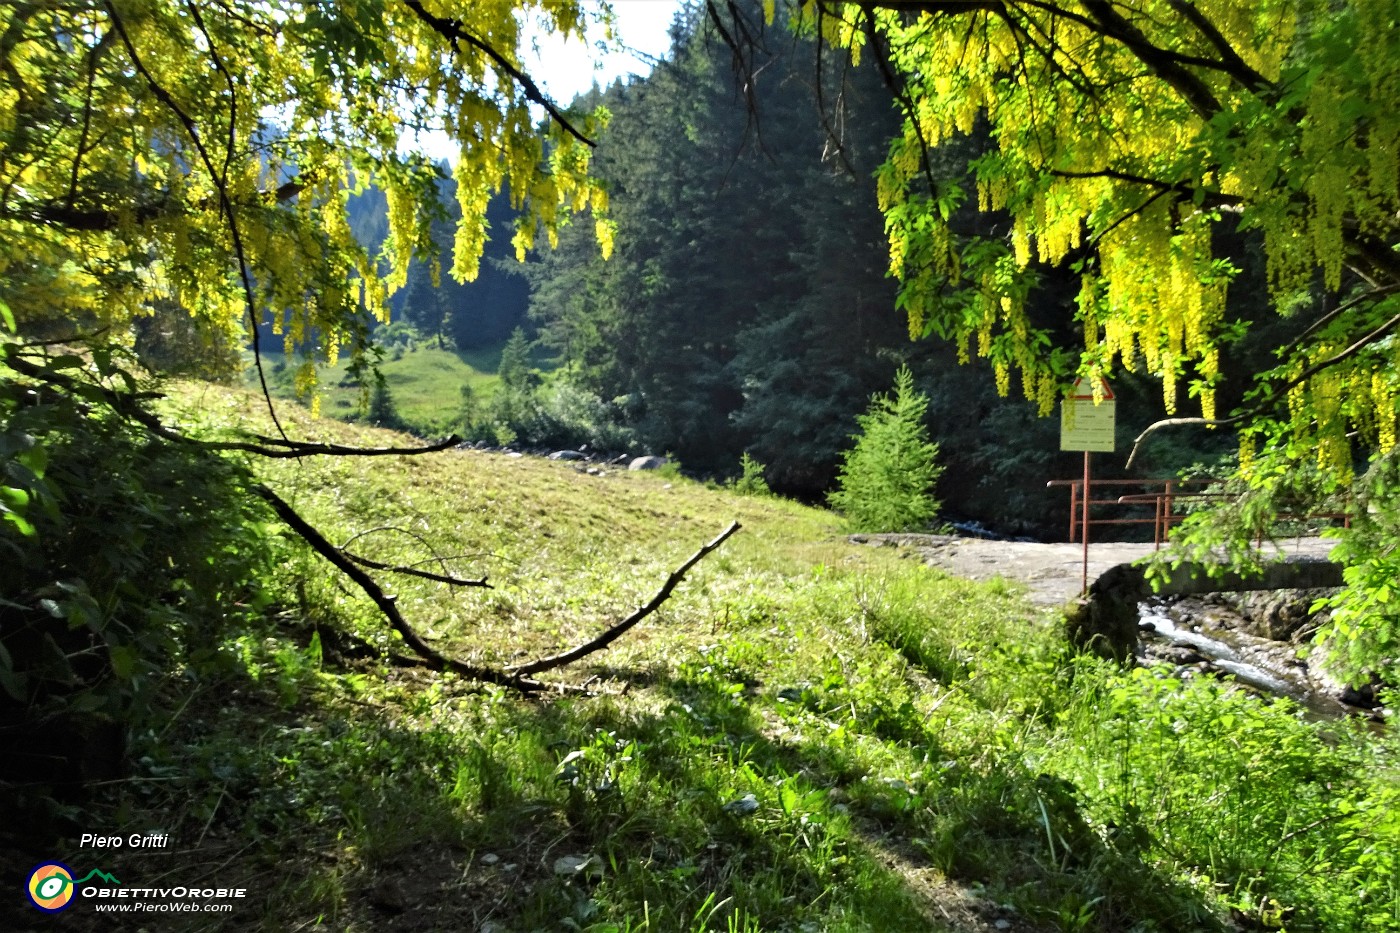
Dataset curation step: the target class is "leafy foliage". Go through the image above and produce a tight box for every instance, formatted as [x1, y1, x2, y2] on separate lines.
[789, 1, 1400, 451]
[520, 2, 1135, 532]
[714, 0, 1400, 667]
[1316, 451, 1400, 683]
[0, 345, 271, 798]
[828, 366, 942, 532]
[528, 3, 913, 486]
[729, 453, 773, 498]
[360, 179, 533, 352]
[25, 383, 1397, 932]
[0, 0, 610, 399]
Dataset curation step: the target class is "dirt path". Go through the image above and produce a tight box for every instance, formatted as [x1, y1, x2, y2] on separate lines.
[850, 534, 1339, 608]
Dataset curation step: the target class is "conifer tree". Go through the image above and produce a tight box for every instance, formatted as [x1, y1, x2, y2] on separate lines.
[828, 367, 943, 532]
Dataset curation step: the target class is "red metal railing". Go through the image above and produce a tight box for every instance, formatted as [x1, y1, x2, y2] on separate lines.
[1048, 477, 1351, 548]
[1046, 478, 1204, 546]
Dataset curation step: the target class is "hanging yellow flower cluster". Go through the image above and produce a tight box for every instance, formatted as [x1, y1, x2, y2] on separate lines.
[784, 0, 1400, 479]
[0, 0, 611, 400]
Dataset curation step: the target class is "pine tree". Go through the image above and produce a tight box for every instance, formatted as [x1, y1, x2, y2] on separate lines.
[367, 376, 403, 430]
[828, 367, 942, 532]
[402, 260, 448, 347]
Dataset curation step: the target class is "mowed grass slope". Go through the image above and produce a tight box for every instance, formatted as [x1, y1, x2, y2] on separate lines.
[254, 345, 502, 435]
[58, 383, 1400, 933]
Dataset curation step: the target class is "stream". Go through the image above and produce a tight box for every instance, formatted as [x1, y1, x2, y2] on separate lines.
[1137, 598, 1367, 720]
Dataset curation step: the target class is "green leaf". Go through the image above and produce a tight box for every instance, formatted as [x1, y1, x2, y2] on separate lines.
[1, 511, 35, 537]
[0, 665, 27, 703]
[109, 644, 138, 680]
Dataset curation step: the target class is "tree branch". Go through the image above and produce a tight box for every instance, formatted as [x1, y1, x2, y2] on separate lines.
[4, 350, 462, 459]
[231, 433, 463, 459]
[1294, 285, 1400, 346]
[105, 0, 288, 440]
[1125, 416, 1234, 469]
[1050, 168, 1240, 209]
[506, 521, 742, 677]
[400, 0, 596, 148]
[254, 484, 539, 691]
[1126, 301, 1400, 468]
[342, 550, 490, 588]
[2, 179, 306, 231]
[1162, 0, 1271, 94]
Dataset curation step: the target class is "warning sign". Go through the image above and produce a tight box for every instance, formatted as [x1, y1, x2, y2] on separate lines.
[1060, 378, 1116, 452]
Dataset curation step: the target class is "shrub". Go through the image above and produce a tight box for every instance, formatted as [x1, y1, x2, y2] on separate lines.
[463, 379, 639, 453]
[0, 348, 273, 805]
[366, 375, 404, 429]
[827, 365, 942, 532]
[730, 453, 772, 497]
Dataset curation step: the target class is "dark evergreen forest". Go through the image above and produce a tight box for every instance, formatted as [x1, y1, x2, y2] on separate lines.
[348, 3, 1262, 538]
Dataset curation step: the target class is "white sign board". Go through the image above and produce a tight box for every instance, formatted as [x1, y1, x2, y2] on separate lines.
[1060, 378, 1116, 452]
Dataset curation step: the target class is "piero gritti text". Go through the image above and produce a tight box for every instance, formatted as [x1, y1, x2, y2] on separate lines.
[79, 832, 171, 849]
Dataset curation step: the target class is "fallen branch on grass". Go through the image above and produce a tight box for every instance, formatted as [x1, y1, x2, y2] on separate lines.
[255, 484, 534, 690]
[341, 550, 491, 588]
[258, 484, 740, 692]
[9, 348, 739, 693]
[506, 520, 742, 678]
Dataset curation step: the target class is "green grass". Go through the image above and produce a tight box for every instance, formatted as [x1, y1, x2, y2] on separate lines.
[251, 339, 558, 437]
[37, 382, 1400, 933]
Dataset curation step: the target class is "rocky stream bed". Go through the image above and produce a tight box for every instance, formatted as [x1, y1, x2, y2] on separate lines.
[851, 534, 1383, 720]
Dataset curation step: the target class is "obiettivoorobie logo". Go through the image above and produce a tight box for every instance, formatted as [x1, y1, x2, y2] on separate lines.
[26, 862, 121, 913]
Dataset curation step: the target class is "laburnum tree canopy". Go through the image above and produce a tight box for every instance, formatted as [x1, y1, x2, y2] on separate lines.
[772, 0, 1399, 480]
[10, 0, 1395, 477]
[751, 0, 1399, 677]
[0, 0, 613, 405]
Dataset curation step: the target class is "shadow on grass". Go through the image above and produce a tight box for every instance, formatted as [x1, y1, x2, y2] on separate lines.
[1, 649, 1223, 933]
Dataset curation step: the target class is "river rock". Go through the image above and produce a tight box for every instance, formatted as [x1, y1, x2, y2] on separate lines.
[548, 450, 587, 461]
[1066, 559, 1345, 664]
[628, 455, 668, 471]
[1216, 589, 1335, 642]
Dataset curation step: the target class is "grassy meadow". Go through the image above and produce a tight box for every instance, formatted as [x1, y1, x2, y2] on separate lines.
[33, 382, 1400, 932]
[253, 344, 507, 436]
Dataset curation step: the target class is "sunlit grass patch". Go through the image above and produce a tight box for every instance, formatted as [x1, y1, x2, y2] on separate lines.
[63, 382, 1400, 933]
[250, 346, 503, 435]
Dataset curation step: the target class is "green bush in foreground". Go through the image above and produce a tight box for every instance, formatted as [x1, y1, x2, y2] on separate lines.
[828, 365, 943, 531]
[1, 352, 272, 819]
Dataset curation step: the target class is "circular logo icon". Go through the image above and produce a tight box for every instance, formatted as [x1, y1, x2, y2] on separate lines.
[27, 862, 77, 913]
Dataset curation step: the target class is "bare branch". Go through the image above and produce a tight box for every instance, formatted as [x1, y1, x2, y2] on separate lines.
[810, 5, 860, 178]
[231, 434, 463, 459]
[1126, 416, 1234, 469]
[342, 550, 490, 588]
[507, 521, 742, 677]
[1126, 300, 1400, 468]
[400, 0, 596, 148]
[254, 485, 539, 691]
[4, 350, 462, 460]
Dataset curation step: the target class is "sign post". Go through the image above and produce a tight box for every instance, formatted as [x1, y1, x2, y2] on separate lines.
[1060, 378, 1116, 595]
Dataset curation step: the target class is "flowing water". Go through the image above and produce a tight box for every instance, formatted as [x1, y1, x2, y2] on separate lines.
[1138, 601, 1358, 719]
